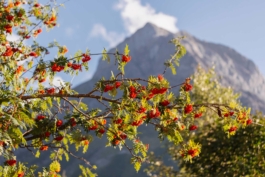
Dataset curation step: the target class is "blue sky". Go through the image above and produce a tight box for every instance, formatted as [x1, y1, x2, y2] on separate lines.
[35, 0, 265, 87]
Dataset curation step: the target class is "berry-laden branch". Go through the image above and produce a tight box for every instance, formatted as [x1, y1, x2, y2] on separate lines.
[0, 0, 255, 176]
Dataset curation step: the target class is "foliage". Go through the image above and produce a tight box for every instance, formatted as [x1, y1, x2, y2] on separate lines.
[0, 1, 254, 176]
[177, 112, 265, 176]
[145, 67, 263, 176]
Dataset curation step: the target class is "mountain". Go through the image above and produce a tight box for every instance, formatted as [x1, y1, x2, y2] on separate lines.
[77, 23, 265, 112]
[72, 23, 265, 176]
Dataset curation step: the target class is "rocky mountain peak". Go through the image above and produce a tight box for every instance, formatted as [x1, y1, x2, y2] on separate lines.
[76, 22, 265, 112]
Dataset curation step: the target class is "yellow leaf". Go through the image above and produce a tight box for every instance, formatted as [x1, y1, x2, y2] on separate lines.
[49, 161, 61, 173]
[229, 101, 237, 109]
[124, 44, 130, 56]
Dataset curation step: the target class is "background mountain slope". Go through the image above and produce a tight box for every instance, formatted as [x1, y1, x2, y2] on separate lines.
[77, 23, 265, 113]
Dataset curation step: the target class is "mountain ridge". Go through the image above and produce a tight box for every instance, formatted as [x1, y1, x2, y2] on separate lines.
[76, 22, 265, 112]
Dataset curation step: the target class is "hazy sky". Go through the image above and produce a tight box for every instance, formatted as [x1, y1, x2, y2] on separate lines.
[37, 0, 265, 87]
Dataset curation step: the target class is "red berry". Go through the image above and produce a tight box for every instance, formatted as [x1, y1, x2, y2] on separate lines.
[4, 24, 12, 34]
[56, 120, 63, 127]
[184, 83, 192, 92]
[246, 119, 252, 125]
[132, 120, 143, 126]
[40, 145, 48, 151]
[224, 113, 230, 117]
[54, 136, 64, 141]
[89, 124, 98, 130]
[112, 139, 120, 146]
[104, 84, 114, 92]
[44, 132, 50, 137]
[102, 119, 107, 125]
[37, 28, 42, 33]
[36, 115, 45, 120]
[120, 133, 127, 140]
[46, 88, 55, 94]
[184, 104, 193, 114]
[229, 126, 237, 133]
[82, 54, 91, 62]
[51, 63, 64, 72]
[158, 74, 164, 82]
[38, 90, 45, 94]
[114, 118, 123, 124]
[71, 63, 82, 70]
[18, 172, 24, 177]
[0, 141, 5, 146]
[34, 3, 40, 7]
[115, 81, 121, 88]
[6, 15, 14, 21]
[83, 140, 89, 145]
[15, 1, 21, 6]
[137, 107, 146, 113]
[6, 159, 16, 166]
[38, 78, 46, 83]
[149, 108, 161, 118]
[158, 87, 167, 94]
[194, 112, 202, 119]
[29, 51, 38, 58]
[189, 125, 197, 131]
[129, 92, 137, 99]
[70, 118, 77, 127]
[160, 100, 170, 106]
[129, 86, 136, 92]
[188, 149, 198, 157]
[98, 129, 105, 134]
[122, 55, 131, 63]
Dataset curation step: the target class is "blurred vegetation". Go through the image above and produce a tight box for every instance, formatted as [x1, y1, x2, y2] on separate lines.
[145, 66, 265, 176]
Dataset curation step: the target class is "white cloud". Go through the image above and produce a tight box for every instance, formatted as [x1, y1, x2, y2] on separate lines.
[53, 76, 65, 87]
[114, 0, 178, 34]
[89, 24, 125, 48]
[7, 34, 20, 42]
[30, 76, 65, 90]
[89, 0, 178, 47]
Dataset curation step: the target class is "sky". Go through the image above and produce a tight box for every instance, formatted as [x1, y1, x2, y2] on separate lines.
[34, 0, 265, 87]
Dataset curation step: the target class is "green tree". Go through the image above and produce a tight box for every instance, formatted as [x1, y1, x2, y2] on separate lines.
[0, 1, 253, 176]
[145, 67, 263, 176]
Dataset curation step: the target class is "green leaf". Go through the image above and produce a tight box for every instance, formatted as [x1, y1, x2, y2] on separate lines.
[124, 44, 130, 55]
[35, 150, 40, 158]
[102, 48, 110, 63]
[134, 161, 141, 172]
[169, 64, 176, 75]
[176, 45, 186, 59]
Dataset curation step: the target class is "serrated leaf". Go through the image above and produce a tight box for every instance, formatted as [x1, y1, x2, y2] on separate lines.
[35, 150, 40, 158]
[134, 161, 141, 172]
[124, 44, 130, 55]
[169, 64, 176, 75]
[102, 48, 110, 63]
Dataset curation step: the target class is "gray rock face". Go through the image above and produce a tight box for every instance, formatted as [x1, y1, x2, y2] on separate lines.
[76, 22, 265, 112]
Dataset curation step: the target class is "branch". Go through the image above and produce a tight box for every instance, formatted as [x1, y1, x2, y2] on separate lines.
[21, 93, 121, 104]
[62, 146, 93, 167]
